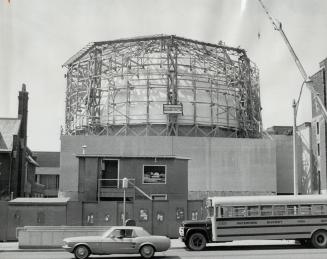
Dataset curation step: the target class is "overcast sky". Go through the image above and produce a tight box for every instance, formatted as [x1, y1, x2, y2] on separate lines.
[1, 0, 327, 151]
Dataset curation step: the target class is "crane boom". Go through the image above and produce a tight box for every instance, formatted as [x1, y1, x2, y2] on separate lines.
[257, 0, 327, 120]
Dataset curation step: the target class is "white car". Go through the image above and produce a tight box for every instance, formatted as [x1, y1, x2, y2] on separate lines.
[62, 226, 171, 259]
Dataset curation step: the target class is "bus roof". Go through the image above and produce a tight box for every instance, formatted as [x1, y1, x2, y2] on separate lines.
[208, 195, 327, 206]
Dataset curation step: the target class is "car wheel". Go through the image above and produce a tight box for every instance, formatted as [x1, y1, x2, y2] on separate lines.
[74, 245, 90, 259]
[187, 232, 206, 251]
[311, 230, 327, 248]
[140, 244, 155, 259]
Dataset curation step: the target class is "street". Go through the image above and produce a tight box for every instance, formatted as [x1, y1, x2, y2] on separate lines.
[2, 244, 327, 259]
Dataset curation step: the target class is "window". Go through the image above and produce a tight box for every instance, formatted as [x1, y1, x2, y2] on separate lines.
[317, 121, 320, 135]
[318, 143, 321, 156]
[39, 175, 59, 190]
[151, 194, 167, 200]
[261, 205, 273, 216]
[273, 205, 286, 216]
[312, 205, 327, 215]
[220, 207, 233, 218]
[143, 165, 166, 184]
[233, 206, 246, 217]
[299, 205, 311, 215]
[111, 229, 135, 238]
[247, 206, 260, 216]
[287, 205, 299, 215]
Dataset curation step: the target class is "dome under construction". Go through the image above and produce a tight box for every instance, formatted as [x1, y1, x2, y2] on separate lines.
[63, 35, 262, 138]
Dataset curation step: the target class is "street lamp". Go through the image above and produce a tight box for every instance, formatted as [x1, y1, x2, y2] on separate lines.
[292, 99, 298, 196]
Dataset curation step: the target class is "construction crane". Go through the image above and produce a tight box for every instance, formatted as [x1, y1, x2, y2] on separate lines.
[257, 0, 327, 120]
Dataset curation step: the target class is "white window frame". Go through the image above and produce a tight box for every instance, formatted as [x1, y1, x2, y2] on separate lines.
[151, 194, 168, 200]
[142, 165, 167, 184]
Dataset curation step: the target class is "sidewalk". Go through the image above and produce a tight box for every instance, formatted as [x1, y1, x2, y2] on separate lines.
[0, 239, 297, 252]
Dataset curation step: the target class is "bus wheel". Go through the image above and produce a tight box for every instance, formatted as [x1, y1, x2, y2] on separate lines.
[311, 230, 327, 248]
[187, 232, 206, 251]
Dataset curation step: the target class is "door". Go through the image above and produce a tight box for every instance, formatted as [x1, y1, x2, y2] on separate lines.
[102, 159, 119, 187]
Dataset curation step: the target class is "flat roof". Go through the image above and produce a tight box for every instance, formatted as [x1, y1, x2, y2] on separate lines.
[75, 154, 191, 160]
[9, 197, 70, 205]
[209, 195, 327, 206]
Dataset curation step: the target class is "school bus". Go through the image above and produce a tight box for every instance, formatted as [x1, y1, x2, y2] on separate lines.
[179, 195, 327, 250]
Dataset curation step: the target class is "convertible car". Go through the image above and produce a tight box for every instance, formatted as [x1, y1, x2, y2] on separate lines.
[62, 226, 171, 259]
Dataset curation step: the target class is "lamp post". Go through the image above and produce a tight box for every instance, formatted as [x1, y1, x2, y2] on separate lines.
[292, 99, 298, 196]
[122, 177, 128, 225]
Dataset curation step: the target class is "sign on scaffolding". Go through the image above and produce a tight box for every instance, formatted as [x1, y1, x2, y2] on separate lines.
[163, 104, 183, 115]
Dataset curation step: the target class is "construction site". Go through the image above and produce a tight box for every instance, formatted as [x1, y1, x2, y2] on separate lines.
[0, 0, 326, 243]
[63, 35, 262, 138]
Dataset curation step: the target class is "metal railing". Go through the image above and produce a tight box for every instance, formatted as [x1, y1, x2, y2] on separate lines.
[98, 178, 135, 189]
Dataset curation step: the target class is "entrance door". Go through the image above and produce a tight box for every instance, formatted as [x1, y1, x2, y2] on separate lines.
[102, 160, 119, 187]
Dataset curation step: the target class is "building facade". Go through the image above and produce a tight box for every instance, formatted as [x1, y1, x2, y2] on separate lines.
[34, 152, 60, 197]
[311, 57, 327, 193]
[0, 85, 43, 200]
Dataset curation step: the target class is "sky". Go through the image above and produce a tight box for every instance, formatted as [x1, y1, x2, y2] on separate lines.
[1, 0, 327, 151]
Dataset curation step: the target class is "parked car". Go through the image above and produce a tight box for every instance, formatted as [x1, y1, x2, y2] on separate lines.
[62, 226, 171, 259]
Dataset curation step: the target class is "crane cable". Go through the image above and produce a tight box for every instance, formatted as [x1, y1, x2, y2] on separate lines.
[257, 0, 279, 31]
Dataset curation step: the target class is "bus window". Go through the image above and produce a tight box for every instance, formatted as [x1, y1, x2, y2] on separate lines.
[287, 205, 299, 215]
[220, 207, 233, 218]
[233, 206, 246, 217]
[247, 206, 259, 217]
[207, 206, 214, 217]
[299, 205, 311, 215]
[312, 205, 326, 215]
[273, 205, 286, 216]
[261, 205, 273, 216]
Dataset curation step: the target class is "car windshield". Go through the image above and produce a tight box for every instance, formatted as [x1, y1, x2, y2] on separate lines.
[102, 227, 114, 238]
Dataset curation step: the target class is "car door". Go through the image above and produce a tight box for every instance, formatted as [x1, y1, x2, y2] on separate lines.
[101, 228, 136, 254]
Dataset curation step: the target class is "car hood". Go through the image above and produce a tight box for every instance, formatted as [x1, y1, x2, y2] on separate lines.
[63, 236, 103, 243]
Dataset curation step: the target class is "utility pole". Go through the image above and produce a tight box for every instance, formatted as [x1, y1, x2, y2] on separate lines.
[122, 178, 128, 226]
[292, 100, 298, 195]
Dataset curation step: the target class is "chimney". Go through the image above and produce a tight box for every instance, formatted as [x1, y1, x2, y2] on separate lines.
[18, 83, 28, 146]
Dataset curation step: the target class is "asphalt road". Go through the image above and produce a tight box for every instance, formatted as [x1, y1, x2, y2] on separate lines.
[1, 245, 327, 259]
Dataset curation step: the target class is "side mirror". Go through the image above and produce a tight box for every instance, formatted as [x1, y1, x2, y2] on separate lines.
[117, 235, 123, 239]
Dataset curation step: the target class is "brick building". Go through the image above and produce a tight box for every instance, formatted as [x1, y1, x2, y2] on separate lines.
[311, 57, 327, 193]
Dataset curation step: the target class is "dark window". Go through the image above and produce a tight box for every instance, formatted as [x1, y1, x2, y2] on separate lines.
[40, 175, 59, 190]
[317, 121, 320, 135]
[318, 143, 320, 156]
[151, 194, 167, 200]
[143, 165, 166, 184]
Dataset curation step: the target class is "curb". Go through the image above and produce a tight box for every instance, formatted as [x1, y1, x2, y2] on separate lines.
[0, 246, 185, 253]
